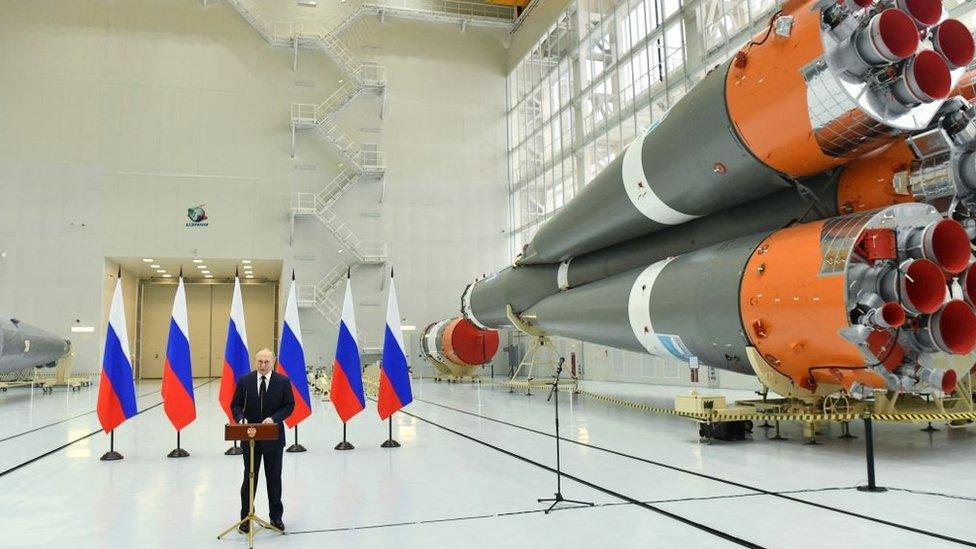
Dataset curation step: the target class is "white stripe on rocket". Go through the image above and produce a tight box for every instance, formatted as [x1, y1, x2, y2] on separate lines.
[461, 283, 489, 330]
[282, 280, 303, 347]
[425, 319, 449, 362]
[109, 278, 132, 362]
[340, 277, 359, 344]
[386, 277, 406, 354]
[172, 277, 190, 337]
[621, 132, 700, 226]
[557, 260, 571, 291]
[230, 276, 249, 349]
[628, 258, 677, 359]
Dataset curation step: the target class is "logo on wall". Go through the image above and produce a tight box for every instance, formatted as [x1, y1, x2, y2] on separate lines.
[186, 205, 209, 228]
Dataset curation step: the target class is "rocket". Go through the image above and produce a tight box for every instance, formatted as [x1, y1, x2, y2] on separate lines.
[420, 317, 499, 377]
[460, 0, 976, 397]
[0, 317, 70, 374]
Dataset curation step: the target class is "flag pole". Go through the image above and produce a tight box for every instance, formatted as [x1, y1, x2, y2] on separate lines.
[101, 430, 124, 461]
[381, 415, 400, 448]
[167, 430, 190, 458]
[286, 424, 307, 453]
[334, 422, 354, 450]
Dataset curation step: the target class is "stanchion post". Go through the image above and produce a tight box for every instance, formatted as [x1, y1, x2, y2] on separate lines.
[857, 415, 887, 493]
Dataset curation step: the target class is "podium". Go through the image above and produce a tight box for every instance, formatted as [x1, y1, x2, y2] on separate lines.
[217, 423, 284, 547]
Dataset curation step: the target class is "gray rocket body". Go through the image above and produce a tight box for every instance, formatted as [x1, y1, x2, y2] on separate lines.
[519, 64, 790, 265]
[524, 234, 766, 375]
[0, 317, 70, 374]
[465, 180, 838, 330]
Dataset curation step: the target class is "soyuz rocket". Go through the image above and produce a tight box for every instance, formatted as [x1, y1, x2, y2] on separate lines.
[460, 0, 976, 397]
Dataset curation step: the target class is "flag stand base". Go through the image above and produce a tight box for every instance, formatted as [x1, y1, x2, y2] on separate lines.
[334, 422, 354, 450]
[225, 441, 244, 456]
[380, 417, 400, 448]
[286, 425, 307, 453]
[100, 431, 124, 461]
[167, 431, 190, 458]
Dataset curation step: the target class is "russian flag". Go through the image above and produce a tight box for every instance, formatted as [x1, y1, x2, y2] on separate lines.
[378, 268, 412, 419]
[97, 272, 138, 433]
[276, 271, 312, 427]
[161, 275, 196, 431]
[329, 271, 365, 422]
[219, 275, 250, 423]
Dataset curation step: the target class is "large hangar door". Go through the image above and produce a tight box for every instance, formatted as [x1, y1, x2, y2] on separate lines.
[138, 282, 277, 379]
[208, 284, 277, 378]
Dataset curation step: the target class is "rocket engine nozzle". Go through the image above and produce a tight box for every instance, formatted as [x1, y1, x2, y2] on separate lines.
[891, 50, 953, 106]
[850, 9, 920, 69]
[933, 19, 976, 68]
[896, 363, 958, 392]
[879, 302, 908, 328]
[962, 263, 976, 308]
[882, 258, 946, 314]
[921, 300, 976, 354]
[906, 218, 972, 273]
[895, 0, 944, 29]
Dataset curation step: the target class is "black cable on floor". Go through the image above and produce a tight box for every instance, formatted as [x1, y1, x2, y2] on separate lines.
[0, 379, 215, 479]
[396, 406, 766, 549]
[0, 385, 169, 445]
[414, 395, 976, 547]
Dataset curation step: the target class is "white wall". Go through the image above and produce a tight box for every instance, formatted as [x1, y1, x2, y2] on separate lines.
[0, 0, 510, 373]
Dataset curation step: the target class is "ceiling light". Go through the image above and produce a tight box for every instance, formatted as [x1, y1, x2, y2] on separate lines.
[245, 275, 254, 279]
[401, 325, 416, 331]
[150, 264, 161, 269]
[162, 274, 173, 278]
[196, 265, 207, 269]
[202, 270, 211, 275]
[205, 275, 213, 279]
[156, 269, 166, 274]
[193, 259, 204, 263]
[142, 258, 153, 262]
[70, 326, 95, 333]
[242, 260, 252, 264]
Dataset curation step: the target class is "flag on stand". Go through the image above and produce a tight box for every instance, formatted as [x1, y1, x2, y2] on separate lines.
[378, 268, 412, 419]
[329, 270, 365, 422]
[97, 270, 138, 433]
[162, 274, 196, 431]
[219, 274, 250, 423]
[276, 271, 312, 427]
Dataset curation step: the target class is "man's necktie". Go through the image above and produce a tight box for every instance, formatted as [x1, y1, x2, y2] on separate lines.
[259, 375, 267, 415]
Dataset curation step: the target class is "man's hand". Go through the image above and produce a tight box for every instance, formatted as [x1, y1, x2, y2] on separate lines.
[262, 417, 274, 425]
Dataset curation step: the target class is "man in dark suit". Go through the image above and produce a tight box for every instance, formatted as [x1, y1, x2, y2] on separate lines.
[231, 348, 295, 533]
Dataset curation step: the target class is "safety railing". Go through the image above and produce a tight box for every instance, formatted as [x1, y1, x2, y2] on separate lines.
[291, 192, 318, 215]
[367, 0, 516, 21]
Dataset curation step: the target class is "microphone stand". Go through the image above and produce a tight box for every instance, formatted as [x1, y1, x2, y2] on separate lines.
[538, 358, 593, 514]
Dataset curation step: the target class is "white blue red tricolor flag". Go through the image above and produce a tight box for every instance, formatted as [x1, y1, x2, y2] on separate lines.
[219, 274, 250, 423]
[162, 274, 196, 431]
[276, 271, 312, 427]
[330, 270, 365, 422]
[97, 271, 138, 433]
[378, 268, 412, 420]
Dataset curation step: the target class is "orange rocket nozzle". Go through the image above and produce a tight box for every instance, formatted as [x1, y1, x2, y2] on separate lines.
[869, 9, 921, 63]
[896, 0, 943, 28]
[901, 50, 953, 103]
[941, 368, 958, 393]
[881, 302, 907, 328]
[902, 259, 946, 314]
[933, 19, 976, 68]
[931, 300, 976, 354]
[926, 219, 971, 274]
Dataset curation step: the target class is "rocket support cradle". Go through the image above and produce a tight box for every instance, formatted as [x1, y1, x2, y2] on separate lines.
[462, 0, 976, 397]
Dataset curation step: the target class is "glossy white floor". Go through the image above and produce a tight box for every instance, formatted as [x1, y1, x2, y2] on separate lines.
[0, 376, 974, 549]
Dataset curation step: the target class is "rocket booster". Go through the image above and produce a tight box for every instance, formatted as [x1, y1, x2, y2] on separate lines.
[520, 203, 973, 394]
[519, 0, 974, 265]
[0, 317, 70, 374]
